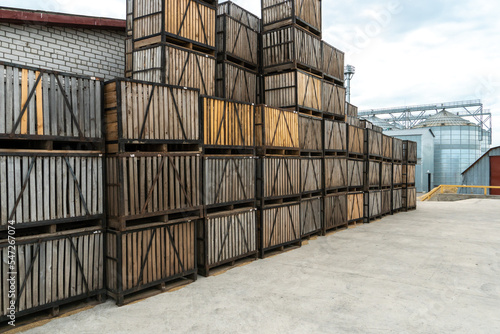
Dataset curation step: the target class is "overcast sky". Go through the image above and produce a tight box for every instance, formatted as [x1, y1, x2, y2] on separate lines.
[4, 0, 499, 146]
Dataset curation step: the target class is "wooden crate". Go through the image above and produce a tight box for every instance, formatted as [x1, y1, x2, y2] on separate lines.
[403, 164, 416, 185]
[132, 0, 216, 52]
[392, 188, 403, 211]
[216, 61, 258, 103]
[366, 129, 382, 159]
[393, 163, 403, 186]
[322, 41, 344, 83]
[345, 115, 361, 128]
[403, 187, 417, 209]
[324, 120, 347, 153]
[300, 196, 322, 237]
[104, 79, 200, 153]
[403, 140, 417, 163]
[347, 192, 363, 222]
[132, 43, 216, 96]
[381, 189, 391, 215]
[125, 38, 133, 78]
[324, 192, 347, 231]
[262, 0, 322, 36]
[105, 152, 202, 231]
[0, 227, 104, 321]
[262, 25, 322, 75]
[381, 162, 392, 188]
[198, 208, 258, 276]
[301, 157, 322, 194]
[217, 1, 261, 32]
[346, 102, 358, 118]
[0, 150, 104, 229]
[106, 220, 196, 305]
[255, 105, 299, 151]
[203, 156, 256, 207]
[322, 81, 346, 119]
[0, 63, 102, 143]
[382, 134, 393, 161]
[126, 0, 133, 36]
[299, 114, 322, 152]
[202, 96, 255, 149]
[324, 157, 348, 192]
[216, 15, 259, 67]
[348, 125, 364, 157]
[348, 159, 364, 190]
[365, 190, 382, 219]
[393, 137, 403, 162]
[264, 70, 322, 115]
[367, 160, 381, 189]
[259, 201, 301, 257]
[259, 157, 301, 199]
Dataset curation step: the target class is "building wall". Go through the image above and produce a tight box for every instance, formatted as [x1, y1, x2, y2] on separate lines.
[462, 147, 500, 195]
[0, 22, 125, 80]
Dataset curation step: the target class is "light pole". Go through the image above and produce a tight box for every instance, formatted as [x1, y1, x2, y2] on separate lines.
[426, 170, 432, 192]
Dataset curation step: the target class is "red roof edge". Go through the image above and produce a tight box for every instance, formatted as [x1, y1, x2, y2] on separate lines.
[0, 7, 125, 30]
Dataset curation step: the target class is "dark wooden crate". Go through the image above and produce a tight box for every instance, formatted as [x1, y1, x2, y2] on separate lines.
[217, 1, 261, 32]
[300, 196, 322, 237]
[322, 41, 344, 83]
[215, 61, 258, 104]
[262, 0, 322, 37]
[324, 192, 348, 231]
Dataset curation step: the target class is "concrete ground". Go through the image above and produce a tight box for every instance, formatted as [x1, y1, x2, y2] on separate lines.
[21, 199, 500, 334]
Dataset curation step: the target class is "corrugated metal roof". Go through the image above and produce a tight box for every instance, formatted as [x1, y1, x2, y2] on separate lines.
[462, 146, 500, 175]
[413, 110, 473, 128]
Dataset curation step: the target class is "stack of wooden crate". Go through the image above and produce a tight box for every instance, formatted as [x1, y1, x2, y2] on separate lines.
[127, 0, 217, 96]
[364, 128, 383, 223]
[0, 62, 106, 320]
[392, 138, 404, 213]
[403, 140, 417, 211]
[256, 105, 302, 258]
[198, 96, 258, 276]
[346, 123, 365, 225]
[216, 1, 260, 103]
[103, 79, 202, 305]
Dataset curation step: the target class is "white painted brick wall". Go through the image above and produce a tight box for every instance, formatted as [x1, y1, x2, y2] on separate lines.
[0, 23, 126, 80]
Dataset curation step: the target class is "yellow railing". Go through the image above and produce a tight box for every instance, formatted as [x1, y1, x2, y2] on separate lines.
[419, 185, 500, 201]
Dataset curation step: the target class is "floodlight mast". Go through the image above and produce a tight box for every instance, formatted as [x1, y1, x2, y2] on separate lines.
[344, 65, 356, 103]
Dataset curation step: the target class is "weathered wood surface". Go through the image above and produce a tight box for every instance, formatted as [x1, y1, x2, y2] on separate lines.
[345, 103, 358, 118]
[198, 209, 257, 273]
[393, 163, 403, 185]
[126, 0, 133, 36]
[403, 140, 417, 163]
[347, 192, 363, 221]
[262, 25, 321, 73]
[132, 44, 216, 95]
[132, 0, 216, 50]
[260, 157, 301, 198]
[345, 116, 361, 127]
[381, 162, 392, 187]
[217, 15, 259, 66]
[106, 221, 195, 302]
[104, 80, 200, 149]
[202, 97, 255, 148]
[255, 105, 299, 150]
[0, 63, 102, 140]
[262, 0, 322, 35]
[366, 129, 382, 157]
[366, 190, 382, 218]
[381, 189, 391, 215]
[404, 164, 416, 185]
[300, 197, 322, 236]
[392, 188, 402, 211]
[0, 227, 103, 319]
[299, 115, 322, 151]
[324, 193, 347, 230]
[324, 157, 347, 190]
[368, 160, 381, 188]
[322, 41, 344, 82]
[404, 187, 417, 208]
[301, 157, 322, 193]
[264, 70, 322, 112]
[105, 152, 201, 229]
[260, 202, 301, 250]
[217, 1, 261, 32]
[382, 135, 393, 160]
[348, 159, 364, 188]
[324, 120, 347, 152]
[125, 38, 133, 78]
[0, 151, 104, 227]
[322, 81, 345, 117]
[393, 138, 403, 161]
[216, 61, 257, 103]
[204, 156, 255, 206]
[348, 125, 364, 155]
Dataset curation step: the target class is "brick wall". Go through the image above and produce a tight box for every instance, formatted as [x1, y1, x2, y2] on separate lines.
[0, 23, 126, 80]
